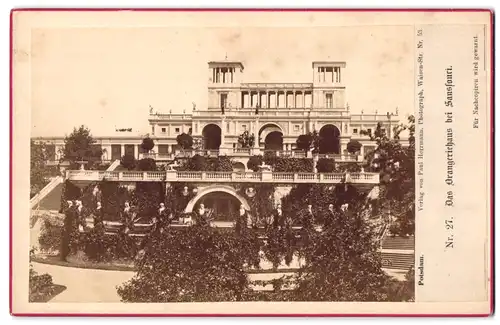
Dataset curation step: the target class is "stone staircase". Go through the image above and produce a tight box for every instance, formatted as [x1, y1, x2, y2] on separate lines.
[106, 159, 121, 171]
[380, 235, 415, 271]
[30, 176, 64, 210]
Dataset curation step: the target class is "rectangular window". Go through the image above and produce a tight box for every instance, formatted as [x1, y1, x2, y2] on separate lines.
[294, 125, 300, 132]
[353, 128, 358, 134]
[158, 145, 168, 155]
[241, 124, 247, 131]
[325, 93, 333, 108]
[124, 144, 135, 157]
[175, 127, 180, 133]
[161, 127, 166, 133]
[111, 145, 121, 160]
[220, 93, 228, 109]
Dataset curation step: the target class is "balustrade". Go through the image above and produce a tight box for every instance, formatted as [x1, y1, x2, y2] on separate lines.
[66, 170, 379, 184]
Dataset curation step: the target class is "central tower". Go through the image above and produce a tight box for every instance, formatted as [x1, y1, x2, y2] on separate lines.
[207, 60, 245, 111]
[312, 61, 347, 110]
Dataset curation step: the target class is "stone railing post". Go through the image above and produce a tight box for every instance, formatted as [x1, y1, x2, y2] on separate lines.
[261, 170, 272, 182]
[201, 172, 206, 180]
[143, 172, 147, 181]
[166, 170, 177, 181]
[118, 172, 123, 180]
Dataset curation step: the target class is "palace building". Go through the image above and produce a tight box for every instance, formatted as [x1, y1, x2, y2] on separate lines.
[33, 59, 404, 169]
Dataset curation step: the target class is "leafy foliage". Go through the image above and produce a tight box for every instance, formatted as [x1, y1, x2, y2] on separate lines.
[295, 131, 320, 153]
[38, 219, 63, 253]
[30, 141, 51, 197]
[247, 155, 264, 172]
[316, 158, 336, 173]
[141, 137, 155, 152]
[237, 131, 256, 148]
[291, 207, 395, 301]
[337, 162, 363, 173]
[117, 226, 257, 302]
[176, 133, 193, 151]
[29, 249, 58, 302]
[62, 125, 103, 167]
[361, 116, 415, 236]
[100, 181, 131, 221]
[137, 158, 157, 171]
[273, 158, 314, 173]
[131, 182, 164, 221]
[346, 140, 362, 154]
[120, 154, 137, 170]
[178, 155, 233, 172]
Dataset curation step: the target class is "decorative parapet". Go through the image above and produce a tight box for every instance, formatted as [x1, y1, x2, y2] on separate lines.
[66, 170, 380, 184]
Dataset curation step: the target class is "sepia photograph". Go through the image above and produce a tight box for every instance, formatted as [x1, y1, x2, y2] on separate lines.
[11, 9, 492, 316]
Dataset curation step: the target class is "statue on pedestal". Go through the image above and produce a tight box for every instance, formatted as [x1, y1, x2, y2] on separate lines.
[258, 161, 272, 172]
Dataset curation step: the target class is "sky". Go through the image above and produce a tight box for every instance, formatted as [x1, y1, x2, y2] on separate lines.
[30, 25, 414, 137]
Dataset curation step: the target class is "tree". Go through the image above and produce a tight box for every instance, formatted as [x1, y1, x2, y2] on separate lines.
[291, 205, 397, 301]
[30, 141, 50, 197]
[296, 134, 312, 153]
[279, 183, 400, 301]
[346, 140, 362, 154]
[62, 125, 103, 168]
[361, 116, 415, 236]
[316, 158, 336, 173]
[120, 154, 137, 170]
[237, 131, 255, 148]
[296, 131, 320, 153]
[176, 133, 193, 152]
[117, 226, 255, 302]
[141, 137, 155, 152]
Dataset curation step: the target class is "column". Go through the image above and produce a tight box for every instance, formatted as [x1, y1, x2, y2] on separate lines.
[167, 144, 172, 154]
[134, 145, 139, 159]
[220, 118, 226, 151]
[254, 118, 260, 148]
[120, 144, 125, 157]
[302, 92, 306, 108]
[275, 91, 279, 108]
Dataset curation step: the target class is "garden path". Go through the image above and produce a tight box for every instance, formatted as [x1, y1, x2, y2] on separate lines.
[32, 262, 135, 303]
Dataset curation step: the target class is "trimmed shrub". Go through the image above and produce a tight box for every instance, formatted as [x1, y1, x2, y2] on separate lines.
[316, 158, 336, 173]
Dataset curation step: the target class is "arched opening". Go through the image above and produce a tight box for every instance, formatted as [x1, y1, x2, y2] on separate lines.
[319, 124, 341, 154]
[184, 185, 251, 214]
[195, 192, 241, 222]
[264, 131, 284, 151]
[232, 161, 246, 173]
[202, 124, 222, 150]
[259, 124, 283, 151]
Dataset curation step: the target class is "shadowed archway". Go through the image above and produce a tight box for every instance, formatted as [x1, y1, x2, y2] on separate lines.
[259, 123, 283, 151]
[319, 124, 341, 154]
[202, 124, 222, 150]
[184, 185, 250, 214]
